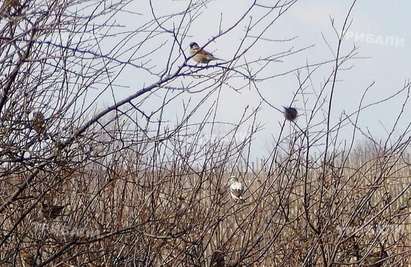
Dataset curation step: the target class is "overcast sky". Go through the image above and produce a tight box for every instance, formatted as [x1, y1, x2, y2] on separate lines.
[105, 0, 410, 157]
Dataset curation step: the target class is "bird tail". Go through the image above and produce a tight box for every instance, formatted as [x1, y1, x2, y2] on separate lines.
[236, 195, 245, 203]
[211, 56, 223, 61]
[230, 193, 245, 203]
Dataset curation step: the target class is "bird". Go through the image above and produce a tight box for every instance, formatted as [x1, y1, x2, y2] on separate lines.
[1, 0, 20, 14]
[41, 203, 65, 220]
[20, 250, 37, 267]
[31, 111, 46, 135]
[228, 176, 245, 202]
[189, 42, 221, 64]
[283, 106, 298, 121]
[210, 249, 225, 267]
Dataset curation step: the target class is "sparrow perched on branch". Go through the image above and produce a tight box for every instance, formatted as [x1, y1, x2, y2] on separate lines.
[189, 42, 221, 64]
[228, 176, 245, 202]
[32, 111, 46, 135]
[283, 106, 298, 121]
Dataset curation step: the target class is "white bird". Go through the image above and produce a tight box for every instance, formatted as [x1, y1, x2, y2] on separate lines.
[228, 176, 245, 202]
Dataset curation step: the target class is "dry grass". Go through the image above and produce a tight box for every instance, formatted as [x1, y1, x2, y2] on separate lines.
[1, 136, 410, 266]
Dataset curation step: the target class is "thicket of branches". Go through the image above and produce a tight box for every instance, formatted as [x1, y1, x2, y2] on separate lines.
[0, 0, 410, 266]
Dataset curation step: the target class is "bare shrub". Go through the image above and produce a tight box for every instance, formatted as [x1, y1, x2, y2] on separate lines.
[0, 0, 410, 266]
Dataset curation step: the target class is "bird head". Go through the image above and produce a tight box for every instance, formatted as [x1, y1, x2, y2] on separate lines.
[189, 42, 200, 49]
[228, 176, 238, 184]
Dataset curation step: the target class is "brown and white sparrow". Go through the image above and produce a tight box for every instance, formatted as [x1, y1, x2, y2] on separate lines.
[32, 111, 46, 135]
[189, 42, 221, 64]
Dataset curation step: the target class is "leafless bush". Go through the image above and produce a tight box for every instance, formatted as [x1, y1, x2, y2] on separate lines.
[0, 0, 410, 266]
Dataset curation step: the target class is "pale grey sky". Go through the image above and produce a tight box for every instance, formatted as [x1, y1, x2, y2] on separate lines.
[100, 1, 410, 157]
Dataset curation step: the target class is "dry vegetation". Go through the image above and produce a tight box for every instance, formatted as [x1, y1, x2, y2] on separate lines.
[0, 0, 410, 266]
